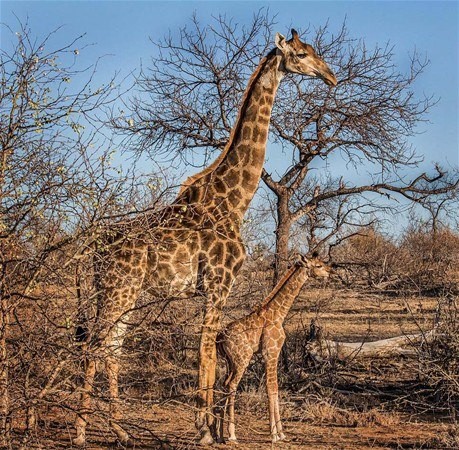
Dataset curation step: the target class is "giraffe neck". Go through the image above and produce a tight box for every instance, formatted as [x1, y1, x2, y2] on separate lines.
[177, 49, 284, 219]
[261, 263, 309, 323]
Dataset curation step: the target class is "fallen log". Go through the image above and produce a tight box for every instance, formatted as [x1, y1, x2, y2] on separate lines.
[308, 321, 437, 360]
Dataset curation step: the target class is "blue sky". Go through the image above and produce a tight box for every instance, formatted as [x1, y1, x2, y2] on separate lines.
[1, 1, 458, 181]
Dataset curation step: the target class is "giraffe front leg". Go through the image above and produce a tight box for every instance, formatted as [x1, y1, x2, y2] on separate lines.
[227, 388, 237, 443]
[266, 359, 283, 443]
[196, 287, 229, 445]
[102, 314, 139, 446]
[196, 321, 218, 445]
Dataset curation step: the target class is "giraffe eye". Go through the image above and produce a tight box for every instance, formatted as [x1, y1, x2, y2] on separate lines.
[297, 53, 308, 59]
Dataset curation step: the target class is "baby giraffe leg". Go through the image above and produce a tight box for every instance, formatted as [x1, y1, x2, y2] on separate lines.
[265, 357, 284, 442]
[263, 334, 286, 442]
[226, 365, 246, 442]
[212, 400, 226, 444]
[273, 388, 286, 441]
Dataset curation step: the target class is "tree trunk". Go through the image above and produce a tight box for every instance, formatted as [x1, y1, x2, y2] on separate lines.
[274, 193, 294, 374]
[274, 194, 292, 285]
[0, 294, 9, 447]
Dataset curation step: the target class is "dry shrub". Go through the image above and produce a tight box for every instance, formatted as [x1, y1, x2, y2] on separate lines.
[399, 227, 459, 293]
[6, 263, 82, 439]
[236, 389, 268, 416]
[279, 319, 348, 390]
[332, 226, 459, 294]
[423, 425, 459, 449]
[293, 397, 401, 427]
[418, 298, 459, 413]
[331, 227, 401, 287]
[121, 298, 201, 399]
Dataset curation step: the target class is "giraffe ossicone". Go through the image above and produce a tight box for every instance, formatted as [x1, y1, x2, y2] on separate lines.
[73, 29, 336, 446]
[216, 253, 332, 443]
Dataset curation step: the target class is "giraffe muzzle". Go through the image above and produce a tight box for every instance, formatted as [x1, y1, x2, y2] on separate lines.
[315, 68, 337, 86]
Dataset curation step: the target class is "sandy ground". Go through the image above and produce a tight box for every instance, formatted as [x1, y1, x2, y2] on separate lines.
[14, 289, 456, 449]
[22, 399, 454, 450]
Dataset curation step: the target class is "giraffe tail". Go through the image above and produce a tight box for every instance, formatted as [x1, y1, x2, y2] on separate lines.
[74, 261, 89, 343]
[216, 332, 234, 387]
[216, 332, 225, 360]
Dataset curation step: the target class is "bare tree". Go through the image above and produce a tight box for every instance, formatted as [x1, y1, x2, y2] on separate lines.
[0, 21, 123, 445]
[114, 12, 458, 283]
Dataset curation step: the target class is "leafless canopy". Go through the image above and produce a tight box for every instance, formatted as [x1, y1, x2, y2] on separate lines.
[114, 11, 458, 280]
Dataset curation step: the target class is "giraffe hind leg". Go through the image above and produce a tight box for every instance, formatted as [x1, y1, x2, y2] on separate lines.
[73, 351, 96, 446]
[103, 319, 136, 446]
[106, 354, 133, 446]
[224, 351, 252, 443]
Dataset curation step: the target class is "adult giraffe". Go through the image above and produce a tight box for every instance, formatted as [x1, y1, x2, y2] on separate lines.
[73, 29, 337, 446]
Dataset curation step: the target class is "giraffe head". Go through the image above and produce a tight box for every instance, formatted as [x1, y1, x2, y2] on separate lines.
[297, 252, 332, 279]
[275, 29, 337, 86]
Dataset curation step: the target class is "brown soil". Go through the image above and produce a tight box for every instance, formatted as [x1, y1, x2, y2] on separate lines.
[29, 401, 454, 449]
[13, 288, 457, 449]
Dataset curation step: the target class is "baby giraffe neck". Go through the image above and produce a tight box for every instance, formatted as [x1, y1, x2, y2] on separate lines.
[263, 265, 309, 322]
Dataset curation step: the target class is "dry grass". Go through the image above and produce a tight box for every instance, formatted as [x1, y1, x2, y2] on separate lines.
[287, 397, 402, 427]
[7, 273, 459, 449]
[287, 288, 438, 340]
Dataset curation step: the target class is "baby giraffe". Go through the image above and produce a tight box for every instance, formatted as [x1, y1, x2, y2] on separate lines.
[217, 253, 331, 443]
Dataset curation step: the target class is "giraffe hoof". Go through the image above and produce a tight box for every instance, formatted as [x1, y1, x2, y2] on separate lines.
[117, 438, 135, 448]
[198, 430, 214, 445]
[115, 434, 135, 447]
[227, 437, 239, 444]
[72, 435, 86, 447]
[111, 423, 134, 447]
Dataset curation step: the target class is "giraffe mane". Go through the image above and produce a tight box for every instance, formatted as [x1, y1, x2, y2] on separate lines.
[178, 48, 278, 196]
[259, 262, 300, 309]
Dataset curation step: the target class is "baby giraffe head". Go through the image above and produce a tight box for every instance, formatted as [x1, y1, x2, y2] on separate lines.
[297, 251, 332, 279]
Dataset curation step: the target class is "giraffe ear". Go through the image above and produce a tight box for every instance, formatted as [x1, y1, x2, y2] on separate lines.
[275, 32, 287, 51]
[292, 253, 303, 265]
[297, 254, 308, 266]
[291, 29, 300, 41]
